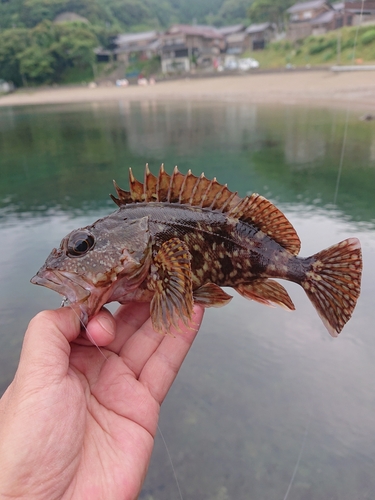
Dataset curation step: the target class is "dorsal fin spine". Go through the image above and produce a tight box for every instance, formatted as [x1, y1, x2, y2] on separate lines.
[178, 169, 191, 204]
[188, 175, 201, 204]
[199, 178, 214, 207]
[209, 182, 227, 209]
[220, 190, 238, 213]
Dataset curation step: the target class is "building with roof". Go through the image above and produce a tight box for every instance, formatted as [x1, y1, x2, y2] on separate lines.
[341, 1, 375, 26]
[160, 24, 225, 73]
[286, 0, 375, 39]
[246, 22, 277, 50]
[286, 0, 349, 39]
[287, 0, 332, 39]
[216, 23, 276, 54]
[94, 31, 161, 64]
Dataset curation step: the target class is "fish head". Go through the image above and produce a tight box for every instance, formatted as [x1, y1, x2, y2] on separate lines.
[31, 214, 152, 324]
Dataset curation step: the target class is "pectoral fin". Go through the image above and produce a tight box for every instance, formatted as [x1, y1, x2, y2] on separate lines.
[236, 279, 295, 311]
[149, 238, 193, 334]
[193, 283, 233, 307]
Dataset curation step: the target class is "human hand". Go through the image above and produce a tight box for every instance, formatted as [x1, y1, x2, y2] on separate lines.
[0, 302, 204, 500]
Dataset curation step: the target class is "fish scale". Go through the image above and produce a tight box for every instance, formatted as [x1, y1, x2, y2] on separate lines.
[31, 165, 362, 337]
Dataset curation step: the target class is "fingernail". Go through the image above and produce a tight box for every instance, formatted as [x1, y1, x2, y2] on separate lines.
[97, 316, 115, 336]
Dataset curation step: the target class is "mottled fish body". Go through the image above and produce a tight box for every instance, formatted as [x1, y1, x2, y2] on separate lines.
[31, 166, 362, 337]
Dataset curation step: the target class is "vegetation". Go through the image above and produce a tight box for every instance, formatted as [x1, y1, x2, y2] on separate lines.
[247, 25, 375, 69]
[247, 0, 294, 31]
[0, 21, 99, 86]
[0, 0, 244, 31]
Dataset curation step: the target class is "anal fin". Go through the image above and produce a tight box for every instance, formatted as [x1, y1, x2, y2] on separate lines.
[193, 283, 233, 307]
[236, 279, 295, 311]
[149, 238, 193, 334]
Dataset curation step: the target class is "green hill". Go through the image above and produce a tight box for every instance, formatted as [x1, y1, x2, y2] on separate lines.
[251, 25, 375, 68]
[0, 0, 248, 31]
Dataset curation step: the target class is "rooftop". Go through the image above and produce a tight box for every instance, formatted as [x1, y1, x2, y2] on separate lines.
[246, 22, 275, 34]
[310, 9, 336, 24]
[166, 24, 224, 39]
[115, 31, 159, 46]
[216, 24, 245, 36]
[287, 0, 329, 13]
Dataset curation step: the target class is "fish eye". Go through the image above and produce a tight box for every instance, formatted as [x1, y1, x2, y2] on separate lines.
[67, 231, 95, 257]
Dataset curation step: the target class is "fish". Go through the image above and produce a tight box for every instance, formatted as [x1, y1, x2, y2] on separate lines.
[31, 165, 362, 337]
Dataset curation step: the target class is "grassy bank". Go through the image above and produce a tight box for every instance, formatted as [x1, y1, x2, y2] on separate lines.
[246, 24, 375, 69]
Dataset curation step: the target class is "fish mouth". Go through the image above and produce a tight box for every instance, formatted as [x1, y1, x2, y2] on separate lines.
[31, 269, 91, 306]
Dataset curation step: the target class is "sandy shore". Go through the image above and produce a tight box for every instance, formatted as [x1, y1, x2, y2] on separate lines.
[1, 70, 375, 110]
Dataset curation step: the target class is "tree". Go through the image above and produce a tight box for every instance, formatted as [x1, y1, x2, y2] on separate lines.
[248, 0, 294, 31]
[211, 0, 252, 26]
[0, 29, 31, 85]
[18, 45, 55, 83]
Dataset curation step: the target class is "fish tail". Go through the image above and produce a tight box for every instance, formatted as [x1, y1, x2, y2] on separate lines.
[301, 238, 362, 337]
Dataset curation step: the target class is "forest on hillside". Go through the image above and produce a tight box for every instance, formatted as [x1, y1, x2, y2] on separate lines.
[0, 0, 255, 31]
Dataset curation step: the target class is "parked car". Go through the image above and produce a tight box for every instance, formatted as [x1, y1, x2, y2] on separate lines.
[224, 57, 239, 70]
[223, 57, 260, 71]
[238, 58, 259, 70]
[0, 79, 14, 94]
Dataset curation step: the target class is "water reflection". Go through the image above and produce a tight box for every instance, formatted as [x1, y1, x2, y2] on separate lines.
[1, 101, 374, 224]
[0, 101, 374, 499]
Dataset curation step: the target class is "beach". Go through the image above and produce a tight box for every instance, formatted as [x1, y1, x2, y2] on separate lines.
[1, 70, 375, 110]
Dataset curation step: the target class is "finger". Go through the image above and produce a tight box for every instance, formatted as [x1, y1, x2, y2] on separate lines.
[104, 302, 151, 354]
[117, 316, 165, 378]
[139, 305, 204, 405]
[18, 307, 81, 382]
[83, 308, 116, 346]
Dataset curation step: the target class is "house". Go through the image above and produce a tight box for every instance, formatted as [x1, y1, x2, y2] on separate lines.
[217, 24, 247, 54]
[216, 23, 276, 54]
[113, 31, 161, 64]
[160, 24, 225, 73]
[245, 22, 277, 50]
[286, 0, 335, 39]
[309, 9, 341, 34]
[95, 31, 160, 63]
[217, 24, 246, 54]
[285, 0, 375, 39]
[341, 0, 375, 26]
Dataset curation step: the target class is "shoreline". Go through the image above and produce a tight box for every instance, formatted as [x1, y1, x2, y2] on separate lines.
[1, 70, 375, 110]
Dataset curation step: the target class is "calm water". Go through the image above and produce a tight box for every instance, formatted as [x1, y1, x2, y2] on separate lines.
[0, 100, 375, 500]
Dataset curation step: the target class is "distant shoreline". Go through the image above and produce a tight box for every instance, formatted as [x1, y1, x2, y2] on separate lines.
[1, 70, 375, 111]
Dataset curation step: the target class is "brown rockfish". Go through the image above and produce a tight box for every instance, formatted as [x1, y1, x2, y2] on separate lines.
[31, 165, 362, 337]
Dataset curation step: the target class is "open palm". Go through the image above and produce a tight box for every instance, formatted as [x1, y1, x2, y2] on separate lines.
[0, 302, 204, 500]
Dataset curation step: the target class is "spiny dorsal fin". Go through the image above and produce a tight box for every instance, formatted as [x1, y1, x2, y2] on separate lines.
[111, 165, 300, 254]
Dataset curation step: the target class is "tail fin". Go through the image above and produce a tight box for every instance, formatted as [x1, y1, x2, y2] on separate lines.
[302, 238, 362, 337]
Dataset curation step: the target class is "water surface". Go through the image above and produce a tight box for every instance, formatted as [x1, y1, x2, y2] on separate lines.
[0, 100, 374, 500]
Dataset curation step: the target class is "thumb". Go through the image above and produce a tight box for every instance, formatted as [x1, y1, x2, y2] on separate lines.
[17, 307, 82, 384]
